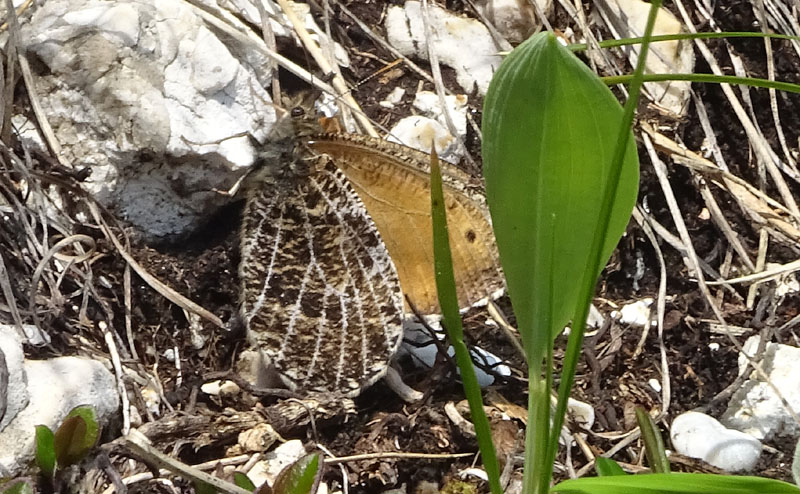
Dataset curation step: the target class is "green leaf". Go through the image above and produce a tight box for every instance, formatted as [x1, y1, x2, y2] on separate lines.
[65, 405, 100, 450]
[234, 472, 257, 491]
[552, 473, 800, 494]
[270, 453, 323, 494]
[595, 457, 626, 477]
[636, 407, 670, 473]
[430, 151, 503, 494]
[53, 415, 88, 467]
[34, 425, 56, 477]
[193, 480, 217, 494]
[482, 31, 639, 361]
[1, 480, 34, 494]
[54, 405, 100, 467]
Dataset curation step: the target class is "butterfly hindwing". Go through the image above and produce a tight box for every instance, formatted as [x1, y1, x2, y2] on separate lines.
[309, 134, 505, 315]
[240, 158, 404, 397]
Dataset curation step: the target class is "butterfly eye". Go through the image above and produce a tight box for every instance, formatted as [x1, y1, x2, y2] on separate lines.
[290, 107, 305, 117]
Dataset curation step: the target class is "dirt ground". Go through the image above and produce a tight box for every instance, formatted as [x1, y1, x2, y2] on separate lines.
[4, 0, 800, 493]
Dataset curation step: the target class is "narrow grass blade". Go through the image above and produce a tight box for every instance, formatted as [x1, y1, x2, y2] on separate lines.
[552, 473, 800, 494]
[569, 31, 800, 52]
[430, 150, 502, 494]
[604, 73, 800, 94]
[636, 407, 670, 473]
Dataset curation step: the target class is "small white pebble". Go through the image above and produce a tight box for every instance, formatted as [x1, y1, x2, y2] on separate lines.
[379, 87, 405, 108]
[709, 342, 720, 351]
[648, 378, 662, 392]
[163, 348, 176, 362]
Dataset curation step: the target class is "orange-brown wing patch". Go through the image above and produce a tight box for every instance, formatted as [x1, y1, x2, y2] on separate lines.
[309, 134, 504, 315]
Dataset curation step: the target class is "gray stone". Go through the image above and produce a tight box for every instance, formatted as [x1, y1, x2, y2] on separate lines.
[721, 336, 800, 441]
[19, 0, 276, 240]
[0, 326, 28, 432]
[0, 357, 119, 476]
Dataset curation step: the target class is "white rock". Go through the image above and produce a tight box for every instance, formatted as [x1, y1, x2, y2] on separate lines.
[618, 298, 653, 327]
[560, 398, 595, 445]
[568, 398, 595, 431]
[648, 378, 662, 392]
[475, 0, 548, 43]
[20, 0, 276, 240]
[246, 440, 306, 488]
[220, 0, 349, 68]
[201, 379, 240, 397]
[379, 87, 406, 108]
[388, 116, 462, 163]
[721, 336, 800, 440]
[0, 326, 28, 432]
[400, 322, 511, 387]
[671, 411, 762, 472]
[595, 0, 694, 116]
[0, 357, 119, 476]
[412, 91, 469, 139]
[385, 1, 502, 95]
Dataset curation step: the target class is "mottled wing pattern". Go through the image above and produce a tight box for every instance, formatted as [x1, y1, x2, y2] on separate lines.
[309, 134, 505, 315]
[240, 158, 404, 397]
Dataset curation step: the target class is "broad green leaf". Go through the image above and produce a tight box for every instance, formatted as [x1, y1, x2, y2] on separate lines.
[482, 32, 639, 362]
[53, 415, 88, 467]
[34, 425, 56, 477]
[193, 480, 217, 494]
[552, 473, 800, 494]
[2, 481, 34, 494]
[270, 453, 322, 494]
[65, 405, 100, 451]
[54, 406, 100, 467]
[234, 472, 257, 491]
[430, 151, 502, 494]
[595, 457, 626, 477]
[636, 407, 670, 473]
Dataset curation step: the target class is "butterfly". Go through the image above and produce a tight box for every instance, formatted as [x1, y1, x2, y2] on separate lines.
[239, 102, 503, 397]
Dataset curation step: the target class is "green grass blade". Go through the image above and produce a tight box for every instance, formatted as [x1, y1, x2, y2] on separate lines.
[636, 407, 670, 473]
[569, 31, 800, 52]
[430, 151, 502, 494]
[552, 473, 800, 494]
[603, 73, 800, 94]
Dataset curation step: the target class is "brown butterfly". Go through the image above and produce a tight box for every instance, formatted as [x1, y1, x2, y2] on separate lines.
[239, 102, 503, 396]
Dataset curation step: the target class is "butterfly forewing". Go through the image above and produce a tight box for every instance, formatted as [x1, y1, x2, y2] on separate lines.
[240, 158, 404, 397]
[309, 134, 505, 315]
